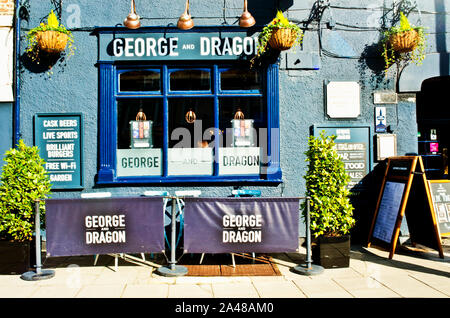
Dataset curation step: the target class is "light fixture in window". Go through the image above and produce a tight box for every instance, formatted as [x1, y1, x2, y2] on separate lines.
[178, 0, 194, 30]
[239, 0, 255, 28]
[185, 108, 196, 123]
[234, 108, 245, 120]
[136, 108, 146, 121]
[124, 0, 141, 29]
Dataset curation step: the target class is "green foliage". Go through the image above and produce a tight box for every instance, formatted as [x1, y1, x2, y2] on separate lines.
[381, 11, 426, 73]
[302, 131, 355, 238]
[26, 10, 76, 65]
[0, 140, 52, 242]
[254, 10, 303, 59]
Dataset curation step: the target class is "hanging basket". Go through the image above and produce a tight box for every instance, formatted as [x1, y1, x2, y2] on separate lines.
[389, 30, 419, 53]
[268, 28, 298, 51]
[36, 31, 69, 54]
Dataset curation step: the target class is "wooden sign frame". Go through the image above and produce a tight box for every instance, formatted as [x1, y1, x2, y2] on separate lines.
[367, 156, 444, 259]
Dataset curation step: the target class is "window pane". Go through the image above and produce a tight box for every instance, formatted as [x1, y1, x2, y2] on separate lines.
[170, 70, 210, 91]
[220, 69, 261, 91]
[219, 97, 266, 175]
[117, 99, 163, 176]
[119, 71, 160, 92]
[168, 98, 214, 175]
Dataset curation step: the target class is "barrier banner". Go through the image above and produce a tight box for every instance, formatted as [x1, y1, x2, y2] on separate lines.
[183, 197, 299, 253]
[45, 197, 164, 257]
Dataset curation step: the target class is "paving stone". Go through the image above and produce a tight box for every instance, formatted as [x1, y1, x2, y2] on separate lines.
[168, 284, 214, 298]
[252, 280, 306, 298]
[122, 283, 169, 298]
[211, 282, 259, 298]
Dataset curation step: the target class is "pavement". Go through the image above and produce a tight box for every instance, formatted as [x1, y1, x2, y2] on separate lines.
[0, 240, 449, 300]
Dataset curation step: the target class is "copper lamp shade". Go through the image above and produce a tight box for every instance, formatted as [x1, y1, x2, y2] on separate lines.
[185, 109, 196, 123]
[239, 0, 255, 28]
[124, 0, 141, 29]
[234, 108, 245, 120]
[178, 0, 194, 30]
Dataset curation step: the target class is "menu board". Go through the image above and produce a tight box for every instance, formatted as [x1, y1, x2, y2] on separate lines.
[34, 113, 83, 190]
[314, 126, 370, 191]
[372, 181, 406, 243]
[428, 180, 450, 235]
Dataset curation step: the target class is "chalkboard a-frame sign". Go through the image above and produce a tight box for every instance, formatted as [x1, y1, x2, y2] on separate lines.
[367, 156, 444, 259]
[34, 113, 84, 190]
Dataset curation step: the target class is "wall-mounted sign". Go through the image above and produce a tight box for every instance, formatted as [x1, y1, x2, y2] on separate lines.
[219, 147, 260, 175]
[375, 107, 387, 133]
[326, 81, 360, 118]
[376, 134, 397, 161]
[34, 113, 83, 190]
[428, 180, 450, 235]
[314, 125, 371, 191]
[97, 28, 258, 61]
[168, 148, 213, 176]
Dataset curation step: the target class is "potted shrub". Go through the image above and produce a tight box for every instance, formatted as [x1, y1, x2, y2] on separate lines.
[254, 10, 303, 61]
[381, 11, 426, 75]
[302, 131, 355, 268]
[26, 10, 75, 63]
[0, 140, 52, 274]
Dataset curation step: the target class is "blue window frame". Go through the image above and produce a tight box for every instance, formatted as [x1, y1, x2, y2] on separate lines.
[97, 61, 281, 185]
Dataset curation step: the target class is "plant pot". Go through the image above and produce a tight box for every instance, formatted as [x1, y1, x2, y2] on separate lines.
[312, 235, 350, 269]
[268, 28, 298, 51]
[0, 240, 34, 275]
[389, 30, 419, 53]
[36, 31, 68, 54]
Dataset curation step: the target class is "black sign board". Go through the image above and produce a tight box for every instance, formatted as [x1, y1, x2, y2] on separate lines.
[428, 180, 450, 236]
[34, 113, 83, 190]
[313, 125, 371, 191]
[368, 156, 444, 259]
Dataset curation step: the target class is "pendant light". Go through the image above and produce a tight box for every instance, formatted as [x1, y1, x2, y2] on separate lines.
[239, 0, 255, 28]
[124, 0, 141, 29]
[178, 0, 194, 30]
[234, 108, 245, 120]
[185, 108, 196, 123]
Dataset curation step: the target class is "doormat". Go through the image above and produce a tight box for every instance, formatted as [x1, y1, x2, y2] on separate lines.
[177, 253, 282, 277]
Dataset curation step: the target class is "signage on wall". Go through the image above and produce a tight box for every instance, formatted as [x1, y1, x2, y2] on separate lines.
[34, 113, 83, 190]
[97, 28, 258, 61]
[326, 81, 360, 118]
[375, 107, 387, 133]
[314, 125, 371, 191]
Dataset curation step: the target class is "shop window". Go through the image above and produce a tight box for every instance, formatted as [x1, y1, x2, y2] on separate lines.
[119, 70, 160, 92]
[97, 63, 281, 184]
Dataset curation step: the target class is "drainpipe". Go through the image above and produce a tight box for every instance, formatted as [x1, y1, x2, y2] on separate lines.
[13, 0, 21, 146]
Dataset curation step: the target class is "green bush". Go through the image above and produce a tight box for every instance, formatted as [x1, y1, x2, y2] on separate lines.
[0, 140, 52, 242]
[302, 131, 355, 238]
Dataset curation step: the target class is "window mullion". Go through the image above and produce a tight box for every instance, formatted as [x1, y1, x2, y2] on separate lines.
[162, 65, 169, 177]
[213, 65, 220, 176]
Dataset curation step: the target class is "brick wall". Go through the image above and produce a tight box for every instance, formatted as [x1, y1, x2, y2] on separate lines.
[0, 0, 14, 15]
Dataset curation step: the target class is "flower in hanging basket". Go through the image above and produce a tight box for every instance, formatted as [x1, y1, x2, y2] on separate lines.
[381, 11, 426, 73]
[26, 10, 75, 61]
[255, 10, 303, 58]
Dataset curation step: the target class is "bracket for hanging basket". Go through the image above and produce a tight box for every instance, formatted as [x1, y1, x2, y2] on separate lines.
[268, 28, 298, 51]
[389, 30, 419, 53]
[36, 31, 69, 54]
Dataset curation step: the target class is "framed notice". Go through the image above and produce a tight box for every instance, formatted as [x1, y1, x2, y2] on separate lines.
[326, 81, 360, 118]
[34, 113, 83, 190]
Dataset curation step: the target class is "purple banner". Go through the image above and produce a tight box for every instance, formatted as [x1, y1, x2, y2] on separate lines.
[45, 197, 164, 257]
[183, 197, 299, 253]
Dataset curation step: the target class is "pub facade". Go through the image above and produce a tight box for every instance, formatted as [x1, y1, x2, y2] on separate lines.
[4, 0, 450, 240]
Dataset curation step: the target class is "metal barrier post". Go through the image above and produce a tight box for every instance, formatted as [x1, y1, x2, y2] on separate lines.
[293, 197, 324, 276]
[21, 200, 55, 281]
[157, 197, 188, 277]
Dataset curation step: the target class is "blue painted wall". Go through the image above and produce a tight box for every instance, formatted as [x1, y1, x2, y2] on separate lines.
[17, 0, 450, 239]
[0, 103, 13, 172]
